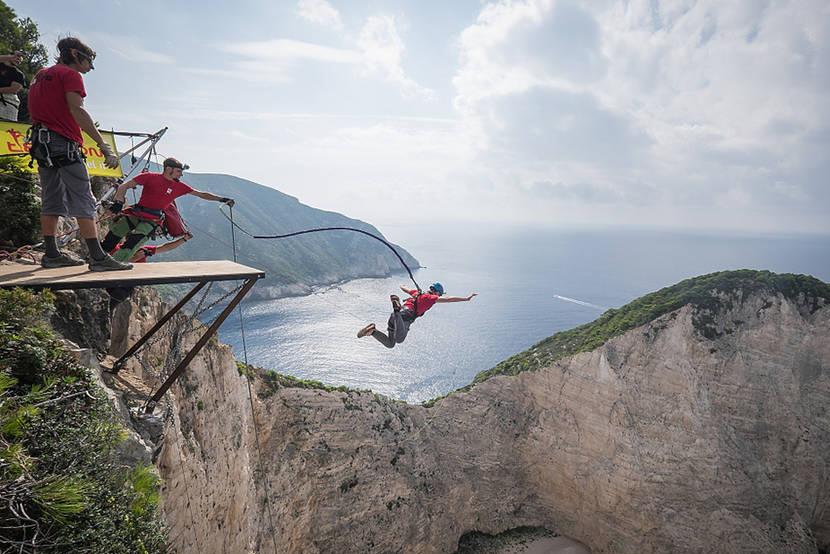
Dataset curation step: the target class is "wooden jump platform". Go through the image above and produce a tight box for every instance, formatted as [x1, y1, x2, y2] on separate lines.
[0, 260, 265, 413]
[0, 260, 264, 290]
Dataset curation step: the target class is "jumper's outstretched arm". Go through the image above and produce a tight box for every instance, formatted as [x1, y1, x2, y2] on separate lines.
[437, 293, 477, 303]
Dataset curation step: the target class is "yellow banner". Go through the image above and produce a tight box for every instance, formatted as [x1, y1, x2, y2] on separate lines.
[0, 120, 123, 178]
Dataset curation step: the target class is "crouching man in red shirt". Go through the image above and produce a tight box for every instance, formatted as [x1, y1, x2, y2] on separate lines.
[101, 157, 234, 262]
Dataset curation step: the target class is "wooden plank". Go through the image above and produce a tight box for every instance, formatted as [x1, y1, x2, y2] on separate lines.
[0, 261, 265, 290]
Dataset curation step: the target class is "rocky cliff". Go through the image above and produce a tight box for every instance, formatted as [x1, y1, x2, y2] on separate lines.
[106, 271, 830, 553]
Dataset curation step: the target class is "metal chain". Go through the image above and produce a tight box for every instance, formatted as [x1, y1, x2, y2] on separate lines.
[130, 282, 241, 358]
[127, 282, 245, 411]
[135, 282, 216, 398]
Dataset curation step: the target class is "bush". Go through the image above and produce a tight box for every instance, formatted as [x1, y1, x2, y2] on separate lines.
[0, 288, 169, 552]
[0, 158, 40, 247]
[236, 362, 361, 398]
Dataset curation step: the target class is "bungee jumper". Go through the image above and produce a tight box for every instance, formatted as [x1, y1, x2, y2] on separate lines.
[101, 157, 235, 262]
[27, 37, 130, 271]
[357, 282, 478, 348]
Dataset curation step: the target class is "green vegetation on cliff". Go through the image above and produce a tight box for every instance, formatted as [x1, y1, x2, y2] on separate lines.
[0, 158, 41, 248]
[238, 362, 363, 397]
[0, 288, 167, 553]
[469, 270, 830, 387]
[0, 3, 48, 248]
[0, 0, 49, 124]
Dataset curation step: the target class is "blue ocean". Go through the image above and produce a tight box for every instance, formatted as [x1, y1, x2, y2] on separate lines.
[217, 224, 830, 403]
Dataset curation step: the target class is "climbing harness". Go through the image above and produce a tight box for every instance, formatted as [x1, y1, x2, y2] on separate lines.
[405, 293, 421, 322]
[25, 124, 85, 169]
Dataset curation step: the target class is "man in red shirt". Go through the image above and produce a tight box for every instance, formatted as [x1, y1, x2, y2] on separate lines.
[27, 37, 129, 271]
[101, 157, 234, 262]
[357, 282, 478, 348]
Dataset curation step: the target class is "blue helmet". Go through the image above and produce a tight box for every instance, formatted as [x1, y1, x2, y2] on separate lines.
[429, 282, 444, 296]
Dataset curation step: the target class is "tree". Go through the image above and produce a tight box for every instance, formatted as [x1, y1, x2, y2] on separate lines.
[0, 157, 39, 247]
[0, 2, 47, 247]
[0, 1, 49, 122]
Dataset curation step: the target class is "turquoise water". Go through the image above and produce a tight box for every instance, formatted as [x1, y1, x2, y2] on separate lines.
[217, 225, 830, 403]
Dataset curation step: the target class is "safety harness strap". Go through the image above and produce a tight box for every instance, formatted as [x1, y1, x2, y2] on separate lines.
[26, 125, 85, 169]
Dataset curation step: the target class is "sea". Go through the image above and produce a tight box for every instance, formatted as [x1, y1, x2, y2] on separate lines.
[215, 224, 830, 404]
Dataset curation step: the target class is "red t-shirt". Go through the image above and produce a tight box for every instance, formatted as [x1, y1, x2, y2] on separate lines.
[28, 65, 86, 144]
[403, 289, 439, 317]
[133, 173, 194, 210]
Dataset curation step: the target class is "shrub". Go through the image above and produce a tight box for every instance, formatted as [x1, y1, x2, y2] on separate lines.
[0, 288, 169, 552]
[0, 158, 41, 247]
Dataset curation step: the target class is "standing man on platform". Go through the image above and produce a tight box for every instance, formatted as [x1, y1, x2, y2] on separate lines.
[27, 37, 131, 271]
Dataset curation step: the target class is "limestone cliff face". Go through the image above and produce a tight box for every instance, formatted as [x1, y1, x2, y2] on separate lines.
[117, 286, 830, 553]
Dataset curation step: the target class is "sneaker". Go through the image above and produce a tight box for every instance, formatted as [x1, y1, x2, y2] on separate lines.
[390, 295, 401, 312]
[89, 254, 133, 272]
[357, 323, 376, 338]
[41, 251, 85, 268]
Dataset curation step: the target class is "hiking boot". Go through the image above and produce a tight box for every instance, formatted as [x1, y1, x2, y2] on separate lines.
[89, 254, 133, 272]
[357, 323, 376, 338]
[41, 251, 85, 268]
[390, 295, 401, 312]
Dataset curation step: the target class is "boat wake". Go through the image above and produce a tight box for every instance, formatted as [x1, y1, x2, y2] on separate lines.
[553, 295, 607, 311]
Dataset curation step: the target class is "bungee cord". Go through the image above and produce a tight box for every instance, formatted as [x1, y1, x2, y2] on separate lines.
[219, 205, 422, 293]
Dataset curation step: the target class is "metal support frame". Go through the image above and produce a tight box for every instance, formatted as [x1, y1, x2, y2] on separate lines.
[110, 281, 208, 373]
[143, 277, 257, 413]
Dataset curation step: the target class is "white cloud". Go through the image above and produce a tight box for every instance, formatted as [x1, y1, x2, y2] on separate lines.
[208, 38, 361, 84]
[197, 118, 474, 224]
[87, 32, 175, 65]
[451, 0, 830, 232]
[222, 38, 360, 64]
[296, 0, 344, 30]
[213, 20, 433, 99]
[357, 16, 434, 100]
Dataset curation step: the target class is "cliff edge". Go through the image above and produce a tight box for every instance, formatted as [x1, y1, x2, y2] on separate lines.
[109, 270, 830, 553]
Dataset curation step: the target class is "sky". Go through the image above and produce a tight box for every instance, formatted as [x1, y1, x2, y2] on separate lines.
[12, 0, 830, 234]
